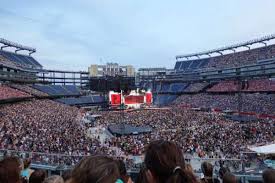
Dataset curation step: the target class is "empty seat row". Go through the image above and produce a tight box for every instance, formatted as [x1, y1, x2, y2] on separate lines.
[174, 58, 210, 71]
[32, 85, 81, 96]
[0, 50, 42, 69]
[56, 95, 105, 105]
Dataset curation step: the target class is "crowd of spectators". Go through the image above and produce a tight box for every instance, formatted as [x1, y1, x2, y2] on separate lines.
[207, 81, 239, 92]
[244, 79, 275, 92]
[175, 44, 275, 72]
[206, 44, 275, 69]
[208, 79, 275, 92]
[0, 83, 274, 177]
[1, 97, 274, 169]
[0, 85, 31, 100]
[154, 78, 274, 94]
[0, 99, 121, 166]
[174, 93, 275, 114]
[96, 108, 274, 160]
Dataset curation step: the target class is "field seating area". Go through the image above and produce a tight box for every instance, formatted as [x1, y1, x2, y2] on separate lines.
[32, 85, 81, 96]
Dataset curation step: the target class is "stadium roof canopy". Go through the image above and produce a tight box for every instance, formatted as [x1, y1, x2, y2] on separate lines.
[0, 38, 36, 55]
[176, 34, 275, 60]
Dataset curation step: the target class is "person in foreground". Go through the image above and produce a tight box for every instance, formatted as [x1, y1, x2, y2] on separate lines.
[21, 159, 34, 180]
[200, 162, 219, 183]
[117, 160, 133, 183]
[0, 157, 21, 183]
[137, 140, 199, 183]
[222, 172, 237, 183]
[262, 168, 275, 183]
[66, 155, 120, 183]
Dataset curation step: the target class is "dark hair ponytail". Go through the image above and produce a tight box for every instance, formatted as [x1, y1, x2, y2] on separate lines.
[144, 140, 199, 183]
[167, 168, 198, 183]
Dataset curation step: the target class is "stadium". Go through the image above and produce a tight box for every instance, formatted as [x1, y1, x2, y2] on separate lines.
[0, 2, 275, 183]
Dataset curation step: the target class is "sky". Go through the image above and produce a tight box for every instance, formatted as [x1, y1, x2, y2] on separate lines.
[0, 0, 275, 71]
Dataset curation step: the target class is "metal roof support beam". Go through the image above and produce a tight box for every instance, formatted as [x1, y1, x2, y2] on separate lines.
[243, 45, 250, 50]
[1, 45, 9, 50]
[217, 51, 223, 56]
[29, 50, 36, 56]
[260, 41, 267, 46]
[15, 48, 23, 53]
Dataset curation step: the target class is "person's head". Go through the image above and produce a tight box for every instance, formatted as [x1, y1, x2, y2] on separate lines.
[61, 170, 72, 182]
[69, 155, 120, 183]
[219, 166, 230, 179]
[144, 140, 198, 183]
[43, 175, 64, 183]
[117, 160, 132, 183]
[136, 164, 151, 183]
[185, 164, 194, 174]
[201, 162, 213, 177]
[117, 160, 127, 177]
[0, 157, 21, 183]
[23, 159, 31, 170]
[29, 169, 47, 183]
[222, 172, 237, 183]
[262, 169, 275, 183]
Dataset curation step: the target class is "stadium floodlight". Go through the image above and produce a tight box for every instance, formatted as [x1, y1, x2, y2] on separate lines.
[0, 38, 36, 55]
[176, 34, 275, 60]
